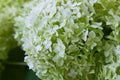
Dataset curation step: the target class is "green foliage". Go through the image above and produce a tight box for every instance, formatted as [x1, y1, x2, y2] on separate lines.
[14, 0, 120, 80]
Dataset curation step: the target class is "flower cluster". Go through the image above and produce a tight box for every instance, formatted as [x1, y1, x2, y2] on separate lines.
[15, 0, 120, 80]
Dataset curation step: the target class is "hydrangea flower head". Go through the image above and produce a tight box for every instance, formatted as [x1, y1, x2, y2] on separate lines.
[15, 0, 120, 80]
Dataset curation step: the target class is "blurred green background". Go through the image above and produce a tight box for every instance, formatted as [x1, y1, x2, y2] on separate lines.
[0, 47, 40, 80]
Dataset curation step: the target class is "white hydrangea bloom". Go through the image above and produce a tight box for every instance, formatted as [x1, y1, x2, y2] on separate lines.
[15, 0, 120, 80]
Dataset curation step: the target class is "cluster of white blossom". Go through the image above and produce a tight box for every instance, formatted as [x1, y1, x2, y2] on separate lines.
[14, 0, 120, 80]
